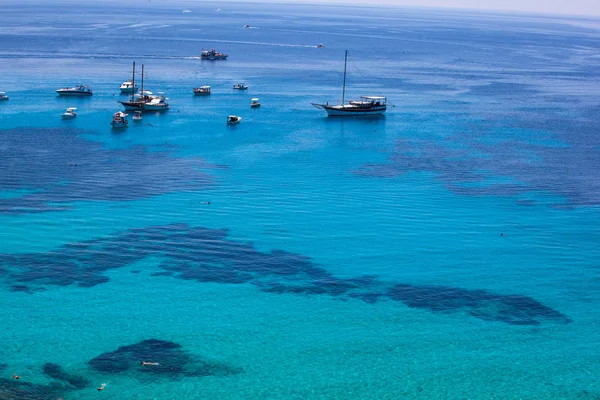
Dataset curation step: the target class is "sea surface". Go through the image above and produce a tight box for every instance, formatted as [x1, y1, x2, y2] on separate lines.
[1, 1, 599, 399]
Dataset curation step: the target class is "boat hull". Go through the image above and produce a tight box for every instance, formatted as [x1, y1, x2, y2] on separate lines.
[119, 101, 145, 111]
[201, 55, 228, 60]
[61, 114, 76, 119]
[143, 105, 169, 111]
[316, 104, 386, 116]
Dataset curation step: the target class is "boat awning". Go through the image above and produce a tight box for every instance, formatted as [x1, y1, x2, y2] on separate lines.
[361, 96, 386, 100]
[251, 98, 259, 101]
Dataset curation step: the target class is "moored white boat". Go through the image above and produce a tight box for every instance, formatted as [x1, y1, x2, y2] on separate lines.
[61, 107, 77, 119]
[233, 83, 248, 90]
[132, 110, 143, 121]
[250, 98, 260, 108]
[111, 111, 129, 128]
[0, 92, 8, 101]
[312, 51, 386, 117]
[193, 85, 211, 95]
[143, 95, 169, 111]
[56, 84, 93, 96]
[119, 63, 152, 111]
[119, 80, 138, 94]
[227, 115, 242, 124]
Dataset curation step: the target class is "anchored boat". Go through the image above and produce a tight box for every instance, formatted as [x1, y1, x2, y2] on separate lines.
[61, 107, 77, 119]
[312, 51, 386, 116]
[56, 84, 93, 96]
[111, 111, 129, 129]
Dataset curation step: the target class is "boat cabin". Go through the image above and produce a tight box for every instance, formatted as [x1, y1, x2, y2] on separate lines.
[349, 96, 387, 108]
[193, 85, 211, 95]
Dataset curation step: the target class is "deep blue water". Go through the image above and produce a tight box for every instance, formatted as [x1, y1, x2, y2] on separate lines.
[1, 1, 599, 399]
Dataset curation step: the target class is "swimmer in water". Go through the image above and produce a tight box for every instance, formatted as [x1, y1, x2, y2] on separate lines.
[97, 383, 106, 391]
[12, 374, 20, 380]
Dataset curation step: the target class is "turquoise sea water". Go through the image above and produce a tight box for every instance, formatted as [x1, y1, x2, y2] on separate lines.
[1, 1, 600, 399]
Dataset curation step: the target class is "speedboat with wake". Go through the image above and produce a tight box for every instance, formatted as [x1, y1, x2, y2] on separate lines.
[201, 49, 228, 60]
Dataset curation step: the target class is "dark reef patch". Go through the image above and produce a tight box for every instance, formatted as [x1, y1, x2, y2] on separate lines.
[352, 109, 600, 207]
[0, 223, 571, 326]
[42, 363, 89, 389]
[0, 377, 64, 400]
[386, 284, 572, 325]
[88, 339, 241, 378]
[9, 284, 37, 294]
[0, 127, 215, 214]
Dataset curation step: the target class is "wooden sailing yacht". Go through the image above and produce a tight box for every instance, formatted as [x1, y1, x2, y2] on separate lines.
[312, 51, 386, 116]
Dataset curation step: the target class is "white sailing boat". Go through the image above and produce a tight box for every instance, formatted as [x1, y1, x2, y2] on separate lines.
[312, 51, 386, 116]
[120, 62, 146, 111]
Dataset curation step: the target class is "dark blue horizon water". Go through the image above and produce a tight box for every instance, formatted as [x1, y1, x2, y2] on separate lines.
[1, 1, 599, 399]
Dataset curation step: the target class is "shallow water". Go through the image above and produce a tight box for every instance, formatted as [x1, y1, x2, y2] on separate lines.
[1, 1, 599, 399]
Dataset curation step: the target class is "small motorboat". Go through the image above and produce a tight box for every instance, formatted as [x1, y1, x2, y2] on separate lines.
[56, 84, 93, 96]
[227, 115, 242, 124]
[233, 83, 248, 90]
[0, 92, 8, 101]
[250, 98, 260, 108]
[132, 110, 143, 121]
[119, 80, 138, 94]
[111, 111, 129, 129]
[193, 85, 211, 95]
[244, 24, 252, 28]
[201, 49, 228, 60]
[61, 107, 77, 119]
[317, 43, 325, 48]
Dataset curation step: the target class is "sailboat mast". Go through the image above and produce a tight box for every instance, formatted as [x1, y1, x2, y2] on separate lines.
[341, 50, 348, 105]
[141, 64, 144, 99]
[130, 61, 136, 102]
